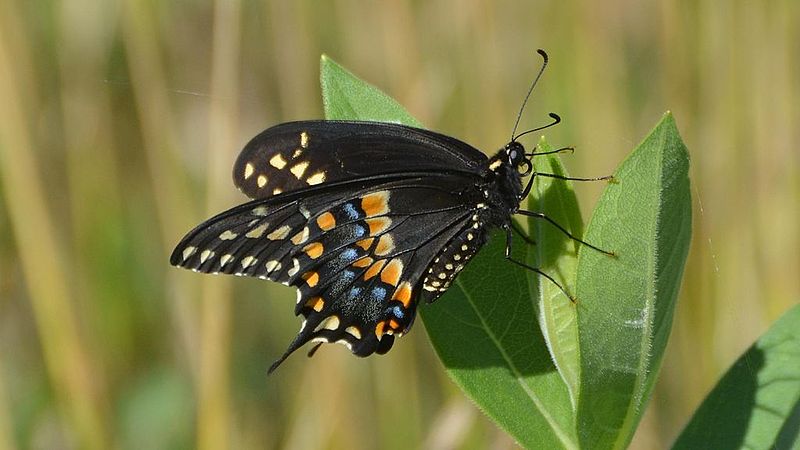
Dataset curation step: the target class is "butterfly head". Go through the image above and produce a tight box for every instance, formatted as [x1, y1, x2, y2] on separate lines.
[501, 141, 533, 176]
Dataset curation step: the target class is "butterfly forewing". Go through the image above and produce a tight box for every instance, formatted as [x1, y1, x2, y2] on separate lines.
[233, 121, 489, 200]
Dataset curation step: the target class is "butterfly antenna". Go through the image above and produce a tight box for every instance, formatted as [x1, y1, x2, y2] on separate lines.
[510, 49, 550, 142]
[513, 113, 561, 141]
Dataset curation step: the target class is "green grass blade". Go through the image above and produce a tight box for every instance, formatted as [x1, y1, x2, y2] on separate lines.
[320, 55, 578, 449]
[575, 113, 692, 450]
[527, 139, 586, 409]
[672, 304, 800, 450]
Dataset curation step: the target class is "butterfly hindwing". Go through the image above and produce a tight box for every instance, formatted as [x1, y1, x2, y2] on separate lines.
[271, 177, 483, 371]
[233, 121, 489, 200]
[172, 174, 483, 371]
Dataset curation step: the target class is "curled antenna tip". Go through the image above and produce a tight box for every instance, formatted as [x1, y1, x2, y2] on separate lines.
[536, 49, 549, 62]
[548, 112, 561, 123]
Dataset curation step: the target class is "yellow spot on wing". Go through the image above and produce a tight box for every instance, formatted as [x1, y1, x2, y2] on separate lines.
[269, 154, 287, 169]
[287, 258, 300, 276]
[290, 227, 310, 244]
[316, 212, 336, 231]
[380, 258, 403, 286]
[244, 162, 254, 179]
[290, 161, 309, 179]
[252, 206, 269, 216]
[182, 247, 196, 260]
[219, 230, 237, 240]
[257, 174, 268, 188]
[303, 242, 324, 259]
[220, 254, 233, 267]
[246, 224, 268, 238]
[241, 256, 256, 268]
[200, 250, 214, 263]
[300, 131, 309, 148]
[267, 225, 291, 240]
[306, 172, 326, 185]
[360, 191, 390, 217]
[314, 315, 340, 332]
[265, 260, 281, 272]
[345, 326, 362, 339]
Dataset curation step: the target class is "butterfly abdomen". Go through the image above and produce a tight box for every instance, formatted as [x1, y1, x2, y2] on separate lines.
[420, 204, 492, 303]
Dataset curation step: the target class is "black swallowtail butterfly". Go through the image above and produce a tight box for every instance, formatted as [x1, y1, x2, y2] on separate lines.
[170, 50, 611, 373]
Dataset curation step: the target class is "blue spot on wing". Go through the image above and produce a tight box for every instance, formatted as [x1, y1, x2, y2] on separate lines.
[338, 248, 359, 264]
[328, 270, 356, 298]
[392, 305, 404, 318]
[370, 287, 387, 303]
[348, 286, 362, 301]
[343, 203, 360, 220]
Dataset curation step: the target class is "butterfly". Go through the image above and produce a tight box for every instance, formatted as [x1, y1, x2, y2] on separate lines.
[170, 50, 611, 373]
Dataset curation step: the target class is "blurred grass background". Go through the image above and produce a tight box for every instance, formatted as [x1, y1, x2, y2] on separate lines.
[0, 0, 797, 449]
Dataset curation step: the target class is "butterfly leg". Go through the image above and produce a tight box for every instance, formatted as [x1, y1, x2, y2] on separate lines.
[515, 210, 615, 257]
[503, 226, 575, 302]
[519, 171, 615, 201]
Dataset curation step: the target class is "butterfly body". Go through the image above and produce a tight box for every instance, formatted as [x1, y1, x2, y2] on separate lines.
[171, 120, 534, 372]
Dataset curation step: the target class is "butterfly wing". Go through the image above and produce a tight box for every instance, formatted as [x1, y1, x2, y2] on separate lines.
[232, 120, 488, 199]
[171, 173, 483, 371]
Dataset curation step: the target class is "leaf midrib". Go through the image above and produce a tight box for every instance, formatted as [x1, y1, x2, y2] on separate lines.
[610, 125, 667, 450]
[454, 277, 578, 450]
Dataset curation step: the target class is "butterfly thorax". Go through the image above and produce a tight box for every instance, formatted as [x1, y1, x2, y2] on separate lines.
[418, 142, 527, 303]
[483, 142, 526, 226]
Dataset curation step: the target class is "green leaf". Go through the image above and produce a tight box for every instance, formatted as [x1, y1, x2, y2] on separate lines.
[320, 54, 422, 127]
[672, 304, 800, 450]
[320, 54, 579, 449]
[424, 234, 578, 449]
[527, 140, 586, 409]
[575, 113, 692, 450]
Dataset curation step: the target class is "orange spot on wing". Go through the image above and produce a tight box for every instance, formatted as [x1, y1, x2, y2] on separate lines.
[365, 217, 391, 236]
[375, 234, 394, 256]
[389, 319, 400, 330]
[316, 212, 336, 231]
[302, 271, 319, 287]
[356, 238, 373, 251]
[352, 257, 373, 268]
[380, 258, 403, 286]
[363, 259, 386, 280]
[375, 321, 386, 338]
[303, 242, 324, 259]
[305, 296, 324, 312]
[392, 281, 413, 307]
[360, 191, 389, 217]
